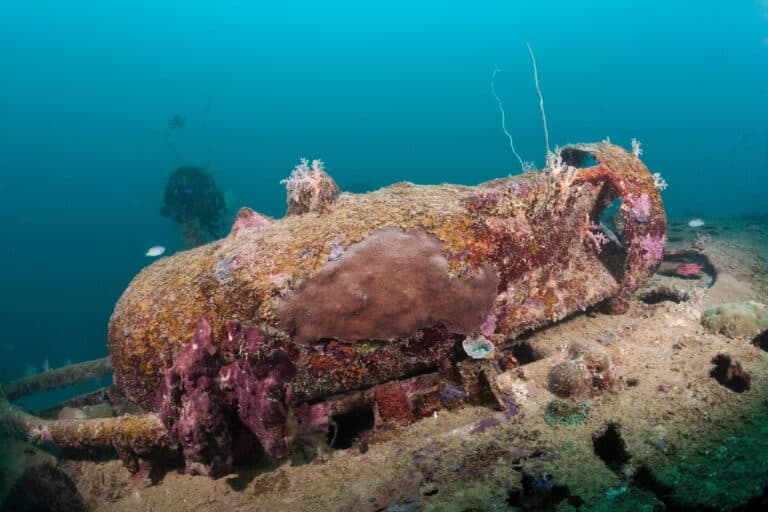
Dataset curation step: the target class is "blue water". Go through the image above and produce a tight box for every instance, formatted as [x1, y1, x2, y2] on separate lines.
[0, 1, 765, 379]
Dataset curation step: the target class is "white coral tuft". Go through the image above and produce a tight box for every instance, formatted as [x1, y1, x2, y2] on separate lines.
[280, 158, 340, 215]
[281, 158, 327, 202]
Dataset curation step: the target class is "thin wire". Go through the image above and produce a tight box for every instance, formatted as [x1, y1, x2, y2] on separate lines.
[491, 65, 526, 173]
[527, 43, 550, 156]
[328, 418, 338, 448]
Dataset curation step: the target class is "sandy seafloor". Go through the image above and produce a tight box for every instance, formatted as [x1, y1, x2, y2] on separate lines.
[2, 216, 768, 512]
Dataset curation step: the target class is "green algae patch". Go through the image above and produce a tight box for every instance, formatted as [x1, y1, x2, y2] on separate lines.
[702, 301, 768, 338]
[544, 400, 592, 427]
[354, 340, 385, 354]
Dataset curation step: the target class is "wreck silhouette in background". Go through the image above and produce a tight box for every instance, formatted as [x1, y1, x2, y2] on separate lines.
[161, 165, 226, 248]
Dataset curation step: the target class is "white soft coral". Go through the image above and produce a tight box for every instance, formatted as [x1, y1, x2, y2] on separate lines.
[281, 158, 326, 202]
[280, 158, 339, 215]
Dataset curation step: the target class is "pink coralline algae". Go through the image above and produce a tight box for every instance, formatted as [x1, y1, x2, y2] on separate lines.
[29, 425, 54, 444]
[480, 313, 497, 337]
[639, 234, 666, 262]
[157, 317, 296, 476]
[629, 193, 652, 223]
[157, 317, 234, 476]
[229, 207, 272, 236]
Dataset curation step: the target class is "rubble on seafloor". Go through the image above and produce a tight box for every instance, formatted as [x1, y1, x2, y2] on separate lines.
[3, 152, 768, 510]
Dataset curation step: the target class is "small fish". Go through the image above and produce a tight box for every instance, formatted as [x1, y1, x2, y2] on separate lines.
[168, 114, 185, 131]
[146, 246, 166, 257]
[688, 218, 705, 228]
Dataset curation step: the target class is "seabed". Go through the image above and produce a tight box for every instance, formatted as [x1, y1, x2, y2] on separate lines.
[2, 217, 768, 512]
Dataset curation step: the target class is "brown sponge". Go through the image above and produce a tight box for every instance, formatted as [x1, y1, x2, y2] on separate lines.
[277, 227, 499, 344]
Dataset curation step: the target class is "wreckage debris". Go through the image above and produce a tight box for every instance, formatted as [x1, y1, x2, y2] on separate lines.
[1, 142, 666, 476]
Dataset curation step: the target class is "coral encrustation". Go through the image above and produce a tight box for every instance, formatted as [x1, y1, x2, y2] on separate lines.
[107, 142, 665, 472]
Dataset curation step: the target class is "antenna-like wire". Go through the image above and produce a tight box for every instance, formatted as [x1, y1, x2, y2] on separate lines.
[527, 43, 551, 156]
[491, 65, 526, 173]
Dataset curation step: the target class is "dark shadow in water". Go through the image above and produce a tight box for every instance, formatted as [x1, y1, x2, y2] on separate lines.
[1, 461, 87, 512]
[592, 422, 631, 473]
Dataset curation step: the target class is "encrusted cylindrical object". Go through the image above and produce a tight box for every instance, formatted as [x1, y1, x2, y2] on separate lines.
[110, 143, 665, 409]
[103, 143, 665, 472]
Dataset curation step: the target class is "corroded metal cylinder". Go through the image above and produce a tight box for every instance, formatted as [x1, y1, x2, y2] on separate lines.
[109, 142, 665, 413]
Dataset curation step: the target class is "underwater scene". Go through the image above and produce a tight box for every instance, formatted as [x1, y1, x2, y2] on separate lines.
[1, 1, 768, 511]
